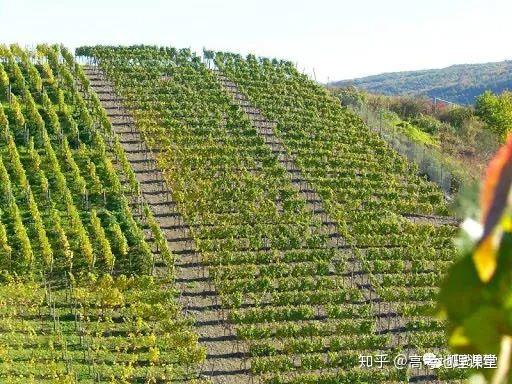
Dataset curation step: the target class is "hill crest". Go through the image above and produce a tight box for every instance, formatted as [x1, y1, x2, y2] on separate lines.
[331, 59, 512, 104]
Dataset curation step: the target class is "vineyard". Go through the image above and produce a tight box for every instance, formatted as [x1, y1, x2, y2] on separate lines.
[0, 44, 203, 383]
[0, 42, 466, 383]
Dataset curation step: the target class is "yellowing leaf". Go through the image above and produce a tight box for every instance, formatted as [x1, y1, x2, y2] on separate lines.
[473, 235, 497, 283]
[502, 215, 512, 232]
[449, 326, 471, 348]
[436, 308, 448, 321]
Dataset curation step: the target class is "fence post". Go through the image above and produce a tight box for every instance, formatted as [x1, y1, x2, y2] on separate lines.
[379, 110, 382, 136]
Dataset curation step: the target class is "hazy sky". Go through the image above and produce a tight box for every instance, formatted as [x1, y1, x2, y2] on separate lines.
[0, 0, 510, 82]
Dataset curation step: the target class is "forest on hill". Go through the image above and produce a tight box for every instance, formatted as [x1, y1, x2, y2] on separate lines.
[332, 60, 512, 104]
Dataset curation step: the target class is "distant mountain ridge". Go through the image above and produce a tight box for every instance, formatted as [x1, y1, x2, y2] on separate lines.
[331, 60, 512, 104]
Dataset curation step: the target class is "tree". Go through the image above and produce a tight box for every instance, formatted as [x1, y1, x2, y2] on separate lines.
[389, 96, 432, 119]
[24, 91, 45, 135]
[67, 196, 94, 269]
[87, 160, 102, 195]
[335, 86, 367, 109]
[27, 190, 53, 269]
[475, 90, 512, 141]
[0, 63, 9, 100]
[0, 211, 12, 264]
[50, 208, 73, 270]
[10, 94, 25, 130]
[109, 218, 128, 258]
[0, 104, 9, 140]
[40, 62, 57, 92]
[24, 58, 42, 93]
[62, 137, 86, 196]
[11, 201, 33, 268]
[0, 155, 13, 203]
[27, 137, 41, 171]
[41, 91, 61, 135]
[7, 134, 28, 191]
[90, 209, 115, 272]
[8, 57, 25, 94]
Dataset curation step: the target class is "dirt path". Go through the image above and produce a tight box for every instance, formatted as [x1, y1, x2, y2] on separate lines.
[82, 63, 446, 383]
[215, 71, 442, 382]
[83, 65, 250, 384]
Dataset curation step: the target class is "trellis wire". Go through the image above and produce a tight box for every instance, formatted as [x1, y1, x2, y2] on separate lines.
[348, 103, 463, 196]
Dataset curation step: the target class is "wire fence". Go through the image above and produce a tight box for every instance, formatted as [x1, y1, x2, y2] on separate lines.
[348, 103, 467, 195]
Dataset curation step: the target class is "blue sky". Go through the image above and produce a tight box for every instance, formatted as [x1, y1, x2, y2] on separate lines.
[0, 0, 510, 81]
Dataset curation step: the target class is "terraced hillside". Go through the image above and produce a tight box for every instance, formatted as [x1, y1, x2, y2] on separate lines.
[81, 63, 246, 383]
[76, 45, 465, 384]
[0, 44, 204, 383]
